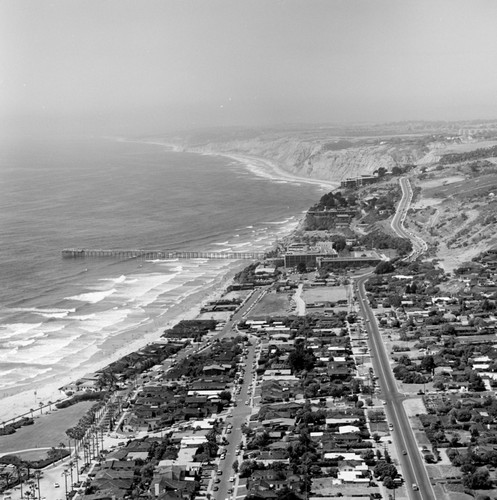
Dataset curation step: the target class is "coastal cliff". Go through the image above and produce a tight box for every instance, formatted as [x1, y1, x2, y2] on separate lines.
[160, 127, 434, 184]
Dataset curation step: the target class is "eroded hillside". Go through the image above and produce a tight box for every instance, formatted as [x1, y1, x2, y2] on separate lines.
[160, 124, 446, 183]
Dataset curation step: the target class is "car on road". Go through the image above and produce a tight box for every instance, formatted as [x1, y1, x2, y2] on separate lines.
[412, 483, 418, 491]
[215, 478, 221, 483]
[54, 483, 60, 488]
[213, 486, 219, 491]
[217, 470, 223, 475]
[402, 450, 407, 455]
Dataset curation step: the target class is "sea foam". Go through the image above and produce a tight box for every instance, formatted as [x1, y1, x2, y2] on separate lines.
[67, 288, 117, 304]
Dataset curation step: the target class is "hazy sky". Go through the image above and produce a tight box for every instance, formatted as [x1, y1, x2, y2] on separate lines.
[2, 0, 497, 136]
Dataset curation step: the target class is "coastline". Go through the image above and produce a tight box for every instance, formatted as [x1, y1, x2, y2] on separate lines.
[1, 140, 332, 426]
[0, 260, 247, 424]
[131, 138, 340, 192]
[219, 152, 340, 191]
[120, 137, 340, 191]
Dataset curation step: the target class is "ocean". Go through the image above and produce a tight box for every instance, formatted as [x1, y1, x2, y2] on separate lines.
[0, 136, 323, 420]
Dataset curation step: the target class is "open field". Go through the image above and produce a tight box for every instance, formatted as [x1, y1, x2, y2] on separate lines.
[417, 175, 466, 189]
[248, 291, 292, 317]
[422, 173, 497, 199]
[301, 285, 348, 304]
[0, 401, 95, 455]
[196, 311, 231, 321]
[8, 449, 50, 461]
[443, 140, 497, 153]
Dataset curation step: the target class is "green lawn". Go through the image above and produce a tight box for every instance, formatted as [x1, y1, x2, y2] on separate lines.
[0, 401, 95, 455]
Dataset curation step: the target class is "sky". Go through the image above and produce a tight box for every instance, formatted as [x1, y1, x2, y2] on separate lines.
[1, 0, 497, 137]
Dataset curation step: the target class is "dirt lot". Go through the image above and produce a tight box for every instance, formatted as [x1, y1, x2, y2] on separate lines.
[248, 291, 293, 317]
[301, 285, 349, 304]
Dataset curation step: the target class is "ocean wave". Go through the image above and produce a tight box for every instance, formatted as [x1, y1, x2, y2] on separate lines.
[71, 313, 97, 321]
[6, 338, 38, 348]
[263, 220, 292, 225]
[213, 241, 230, 246]
[67, 288, 116, 304]
[13, 307, 76, 315]
[100, 275, 127, 284]
[146, 258, 179, 263]
[35, 311, 70, 319]
[0, 322, 43, 338]
[0, 366, 54, 390]
[230, 242, 252, 248]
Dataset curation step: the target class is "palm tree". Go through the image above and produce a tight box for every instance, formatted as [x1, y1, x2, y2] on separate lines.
[74, 453, 81, 483]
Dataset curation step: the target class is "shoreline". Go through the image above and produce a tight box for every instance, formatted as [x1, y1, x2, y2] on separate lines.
[0, 260, 247, 424]
[130, 137, 340, 192]
[219, 152, 340, 191]
[1, 140, 332, 426]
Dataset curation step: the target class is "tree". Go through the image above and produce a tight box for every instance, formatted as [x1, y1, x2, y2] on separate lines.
[383, 476, 396, 489]
[375, 261, 395, 275]
[219, 391, 232, 402]
[421, 355, 436, 375]
[239, 460, 258, 478]
[288, 346, 316, 372]
[276, 488, 301, 500]
[232, 459, 239, 473]
[387, 294, 402, 308]
[373, 461, 398, 481]
[463, 469, 492, 489]
[360, 449, 375, 464]
[296, 262, 307, 274]
[469, 372, 485, 392]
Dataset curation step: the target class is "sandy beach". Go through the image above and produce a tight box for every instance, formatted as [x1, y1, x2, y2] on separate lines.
[0, 260, 247, 425]
[0, 145, 330, 426]
[219, 152, 340, 191]
[132, 138, 340, 192]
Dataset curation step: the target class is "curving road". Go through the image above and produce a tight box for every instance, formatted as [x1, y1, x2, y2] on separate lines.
[391, 177, 428, 260]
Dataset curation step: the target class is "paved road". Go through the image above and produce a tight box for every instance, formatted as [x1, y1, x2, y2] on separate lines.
[356, 278, 435, 500]
[354, 176, 435, 499]
[213, 337, 258, 500]
[391, 177, 428, 260]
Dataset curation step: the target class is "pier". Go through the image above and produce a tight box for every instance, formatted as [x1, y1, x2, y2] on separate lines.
[62, 248, 267, 260]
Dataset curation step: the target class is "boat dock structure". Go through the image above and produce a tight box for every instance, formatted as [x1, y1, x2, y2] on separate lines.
[62, 248, 267, 260]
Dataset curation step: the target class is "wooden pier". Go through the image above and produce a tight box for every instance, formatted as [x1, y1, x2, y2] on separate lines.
[62, 248, 266, 260]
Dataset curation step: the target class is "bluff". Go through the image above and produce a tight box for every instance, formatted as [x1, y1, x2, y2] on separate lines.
[161, 127, 432, 184]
